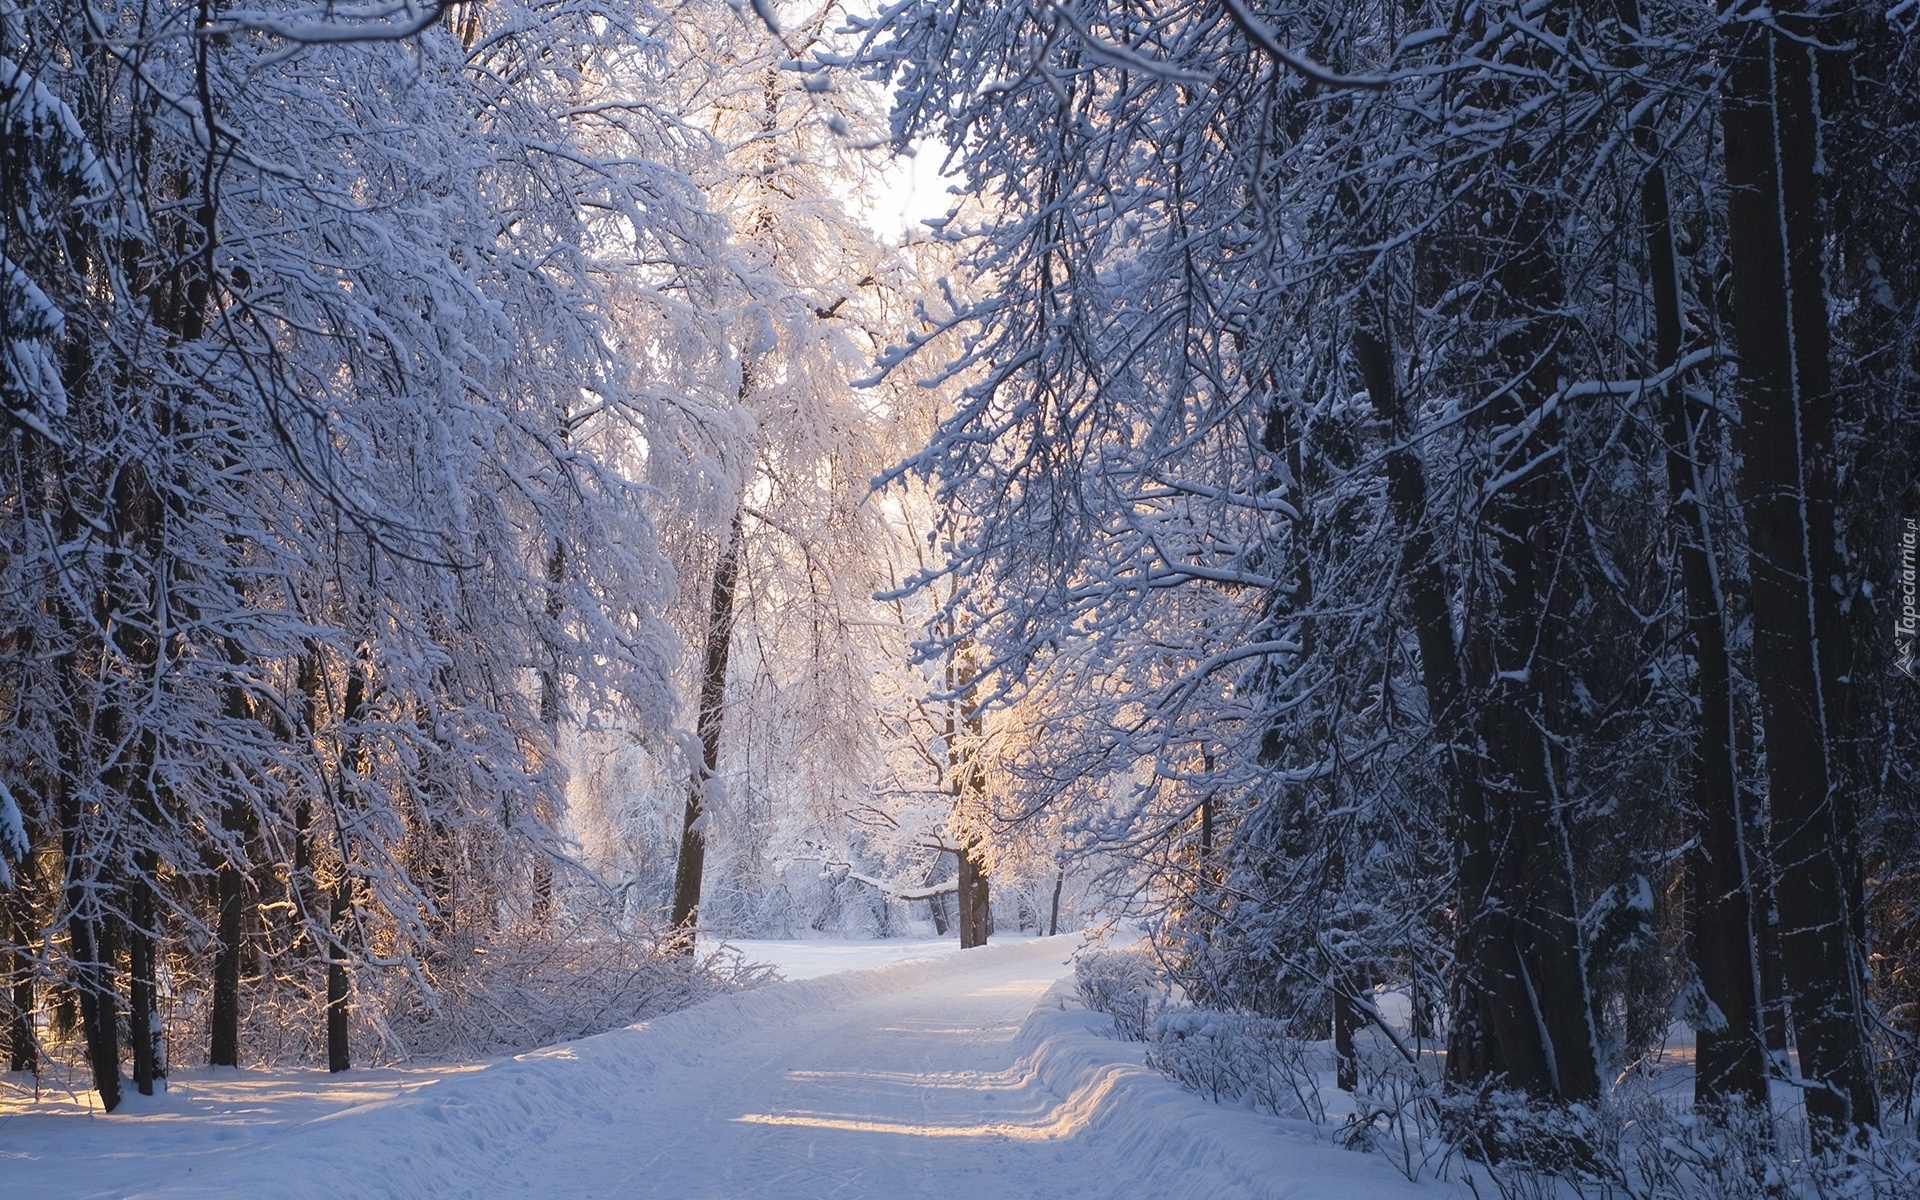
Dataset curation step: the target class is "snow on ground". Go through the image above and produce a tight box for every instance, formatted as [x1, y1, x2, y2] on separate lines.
[1, 937, 1463, 1199]
[708, 933, 1038, 980]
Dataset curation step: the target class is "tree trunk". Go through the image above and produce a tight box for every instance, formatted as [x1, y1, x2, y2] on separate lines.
[208, 639, 256, 1069]
[532, 529, 566, 920]
[1657, 273, 1771, 1113]
[1756, 879, 1790, 1055]
[670, 508, 744, 950]
[111, 719, 159, 1096]
[55, 727, 120, 1110]
[947, 642, 992, 950]
[926, 856, 954, 936]
[4, 894, 36, 1073]
[1048, 868, 1063, 937]
[290, 647, 326, 964]
[113, 715, 161, 1098]
[1334, 981, 1359, 1092]
[126, 855, 162, 1094]
[6, 977, 32, 1073]
[1357, 303, 1597, 1104]
[101, 450, 165, 1098]
[1358, 323, 1499, 1082]
[327, 633, 374, 1075]
[1607, 0, 1771, 1113]
[1199, 793, 1213, 867]
[209, 834, 244, 1067]
[957, 845, 990, 949]
[1465, 136, 1599, 1105]
[326, 881, 350, 1073]
[1719, 0, 1878, 1141]
[65, 880, 120, 1107]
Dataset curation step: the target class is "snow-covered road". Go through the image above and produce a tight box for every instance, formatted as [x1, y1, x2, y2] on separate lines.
[2, 937, 1453, 1199]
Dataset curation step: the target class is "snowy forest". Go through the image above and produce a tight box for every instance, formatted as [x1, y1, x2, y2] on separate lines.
[3, 0, 1920, 1196]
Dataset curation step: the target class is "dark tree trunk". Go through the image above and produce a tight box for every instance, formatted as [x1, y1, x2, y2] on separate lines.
[4, 894, 37, 1073]
[126, 857, 162, 1094]
[533, 537, 566, 920]
[291, 647, 325, 964]
[327, 633, 374, 1075]
[1410, 974, 1435, 1043]
[1463, 137, 1599, 1106]
[45, 460, 121, 1107]
[119, 25, 224, 1095]
[1048, 868, 1063, 937]
[1357, 324, 1492, 1074]
[957, 845, 990, 949]
[99, 446, 165, 1099]
[65, 883, 120, 1106]
[55, 724, 121, 1110]
[1357, 297, 1597, 1104]
[670, 509, 744, 950]
[1610, 0, 1770, 1113]
[1333, 983, 1359, 1092]
[111, 713, 159, 1096]
[209, 837, 244, 1067]
[1199, 794, 1213, 867]
[1816, 9, 1914, 1009]
[209, 640, 255, 1069]
[1658, 299, 1770, 1114]
[1719, 0, 1878, 1141]
[1756, 880, 1790, 1055]
[926, 854, 955, 936]
[327, 881, 350, 1073]
[113, 716, 161, 1099]
[6, 977, 32, 1073]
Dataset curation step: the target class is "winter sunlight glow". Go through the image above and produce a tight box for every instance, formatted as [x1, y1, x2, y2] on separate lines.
[4, 1, 1914, 1196]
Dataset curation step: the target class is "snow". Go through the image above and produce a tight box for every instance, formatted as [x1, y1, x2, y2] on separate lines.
[1, 937, 1461, 1199]
[708, 933, 1014, 979]
[0, 776, 25, 886]
[0, 54, 115, 205]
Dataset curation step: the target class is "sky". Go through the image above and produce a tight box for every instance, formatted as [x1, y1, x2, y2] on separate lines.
[856, 136, 957, 243]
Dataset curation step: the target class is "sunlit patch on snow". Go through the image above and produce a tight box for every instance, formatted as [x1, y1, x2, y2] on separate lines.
[733, 1066, 1125, 1142]
[874, 1024, 1020, 1036]
[782, 1067, 1040, 1093]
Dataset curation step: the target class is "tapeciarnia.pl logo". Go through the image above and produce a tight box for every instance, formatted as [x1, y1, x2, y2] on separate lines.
[1899, 516, 1918, 681]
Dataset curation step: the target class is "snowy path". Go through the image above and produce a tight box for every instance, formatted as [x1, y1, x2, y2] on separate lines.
[2, 938, 1453, 1199]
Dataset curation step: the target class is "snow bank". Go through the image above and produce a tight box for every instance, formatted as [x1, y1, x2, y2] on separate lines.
[1008, 975, 1453, 1200]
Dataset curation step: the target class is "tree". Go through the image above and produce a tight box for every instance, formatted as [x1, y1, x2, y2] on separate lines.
[1718, 0, 1879, 1142]
[843, 0, 1918, 1150]
[649, 0, 933, 945]
[2, 0, 748, 1094]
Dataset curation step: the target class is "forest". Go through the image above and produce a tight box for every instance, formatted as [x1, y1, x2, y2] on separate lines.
[3, 0, 1919, 1195]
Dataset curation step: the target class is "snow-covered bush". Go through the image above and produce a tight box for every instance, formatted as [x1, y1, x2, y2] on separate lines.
[1076, 949, 1331, 1123]
[378, 918, 773, 1061]
[1452, 1088, 1920, 1200]
[1144, 1007, 1326, 1123]
[122, 914, 769, 1072]
[1339, 1048, 1453, 1182]
[1073, 948, 1162, 1041]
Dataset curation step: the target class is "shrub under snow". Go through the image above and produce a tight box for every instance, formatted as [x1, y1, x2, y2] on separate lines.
[1072, 948, 1162, 1041]
[1144, 1007, 1327, 1123]
[1074, 950, 1920, 1198]
[379, 920, 774, 1061]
